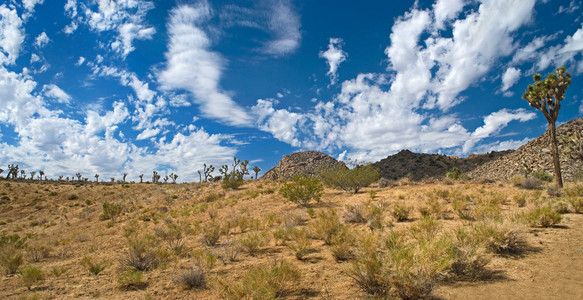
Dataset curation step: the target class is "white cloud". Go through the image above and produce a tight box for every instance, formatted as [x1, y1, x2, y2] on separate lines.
[42, 84, 72, 104]
[34, 32, 50, 48]
[262, 0, 301, 56]
[65, 0, 155, 57]
[319, 38, 347, 85]
[22, 0, 44, 12]
[533, 25, 583, 72]
[472, 137, 532, 154]
[432, 0, 465, 30]
[0, 5, 24, 65]
[76, 56, 85, 66]
[159, 3, 252, 126]
[558, 0, 580, 14]
[462, 109, 536, 154]
[252, 99, 303, 147]
[501, 67, 521, 94]
[30, 53, 40, 63]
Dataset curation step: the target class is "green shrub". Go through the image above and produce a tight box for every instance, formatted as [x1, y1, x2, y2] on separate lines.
[568, 197, 583, 213]
[310, 209, 343, 245]
[51, 266, 68, 278]
[343, 204, 367, 224]
[392, 203, 412, 222]
[0, 234, 26, 275]
[522, 206, 562, 227]
[513, 193, 528, 207]
[520, 177, 543, 190]
[80, 256, 107, 275]
[469, 220, 526, 255]
[101, 201, 124, 222]
[120, 236, 159, 271]
[117, 269, 146, 290]
[532, 170, 553, 182]
[174, 266, 206, 290]
[222, 172, 244, 190]
[452, 197, 474, 220]
[201, 222, 224, 246]
[286, 228, 311, 260]
[408, 216, 440, 241]
[320, 164, 379, 193]
[279, 176, 324, 207]
[330, 227, 357, 262]
[154, 222, 185, 251]
[347, 253, 392, 297]
[238, 231, 269, 257]
[215, 260, 301, 299]
[20, 266, 45, 290]
[445, 167, 467, 180]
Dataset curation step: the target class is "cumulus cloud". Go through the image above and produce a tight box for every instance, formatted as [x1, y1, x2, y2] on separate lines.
[501, 67, 521, 95]
[42, 84, 72, 104]
[319, 38, 347, 85]
[252, 99, 303, 147]
[34, 32, 50, 48]
[432, 0, 465, 30]
[0, 5, 25, 65]
[159, 3, 252, 126]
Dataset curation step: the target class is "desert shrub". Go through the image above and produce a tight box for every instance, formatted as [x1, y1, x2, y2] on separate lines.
[215, 260, 301, 299]
[286, 228, 311, 260]
[221, 172, 244, 190]
[547, 186, 563, 198]
[366, 202, 387, 230]
[0, 234, 26, 275]
[20, 266, 45, 290]
[80, 256, 107, 275]
[203, 192, 224, 202]
[510, 175, 525, 187]
[154, 221, 185, 252]
[551, 199, 571, 214]
[117, 269, 146, 290]
[343, 204, 367, 223]
[174, 265, 207, 290]
[201, 222, 225, 246]
[521, 206, 562, 227]
[392, 203, 412, 222]
[347, 253, 392, 297]
[51, 266, 68, 278]
[452, 197, 474, 220]
[532, 170, 553, 182]
[513, 193, 528, 207]
[320, 164, 380, 193]
[408, 216, 440, 241]
[27, 244, 51, 263]
[213, 242, 241, 264]
[191, 248, 218, 269]
[378, 177, 396, 188]
[330, 227, 357, 262]
[520, 177, 543, 190]
[310, 209, 343, 245]
[101, 201, 124, 221]
[469, 221, 526, 255]
[473, 200, 501, 221]
[565, 185, 583, 197]
[279, 176, 324, 206]
[238, 231, 269, 256]
[418, 197, 445, 219]
[448, 229, 491, 279]
[445, 167, 468, 180]
[120, 236, 159, 271]
[568, 197, 583, 213]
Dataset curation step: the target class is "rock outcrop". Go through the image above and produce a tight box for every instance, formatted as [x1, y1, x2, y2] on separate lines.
[261, 151, 346, 180]
[468, 118, 583, 181]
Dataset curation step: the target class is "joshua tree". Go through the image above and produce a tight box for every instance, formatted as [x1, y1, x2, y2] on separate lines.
[171, 173, 178, 183]
[7, 164, 19, 179]
[197, 170, 202, 183]
[252, 166, 261, 180]
[58, 176, 63, 181]
[111, 177, 115, 183]
[522, 66, 571, 188]
[163, 175, 169, 183]
[30, 172, 36, 181]
[95, 174, 100, 182]
[203, 164, 215, 181]
[0, 168, 3, 178]
[122, 173, 127, 183]
[152, 171, 160, 183]
[39, 170, 44, 180]
[76, 173, 83, 181]
[139, 174, 144, 183]
[20, 170, 25, 179]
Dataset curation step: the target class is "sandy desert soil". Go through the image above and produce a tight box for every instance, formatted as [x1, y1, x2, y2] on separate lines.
[0, 179, 582, 299]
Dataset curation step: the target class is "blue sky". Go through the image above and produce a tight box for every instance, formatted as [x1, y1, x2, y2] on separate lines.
[0, 0, 582, 182]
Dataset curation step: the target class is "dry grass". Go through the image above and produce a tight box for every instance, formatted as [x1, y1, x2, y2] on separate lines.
[0, 179, 580, 298]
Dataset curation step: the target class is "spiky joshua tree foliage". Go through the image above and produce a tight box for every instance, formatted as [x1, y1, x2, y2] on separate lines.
[253, 166, 261, 180]
[522, 66, 571, 188]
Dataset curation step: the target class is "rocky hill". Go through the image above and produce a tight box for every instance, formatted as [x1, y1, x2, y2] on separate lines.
[261, 151, 346, 180]
[373, 149, 511, 181]
[468, 118, 583, 181]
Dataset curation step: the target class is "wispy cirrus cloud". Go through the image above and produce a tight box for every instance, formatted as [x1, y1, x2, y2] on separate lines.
[320, 38, 347, 85]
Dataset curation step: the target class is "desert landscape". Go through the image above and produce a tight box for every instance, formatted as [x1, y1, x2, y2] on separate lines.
[1, 119, 583, 299]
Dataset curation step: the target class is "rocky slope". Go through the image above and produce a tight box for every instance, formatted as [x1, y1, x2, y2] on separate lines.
[373, 149, 511, 181]
[261, 151, 346, 180]
[468, 118, 583, 181]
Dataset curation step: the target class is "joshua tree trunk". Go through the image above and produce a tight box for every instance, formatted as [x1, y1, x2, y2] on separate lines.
[548, 121, 563, 188]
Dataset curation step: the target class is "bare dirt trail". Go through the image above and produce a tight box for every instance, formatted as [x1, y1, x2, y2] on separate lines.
[434, 213, 583, 299]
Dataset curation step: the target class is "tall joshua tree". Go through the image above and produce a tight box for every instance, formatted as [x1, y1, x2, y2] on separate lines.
[95, 174, 100, 182]
[253, 166, 261, 180]
[522, 66, 571, 188]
